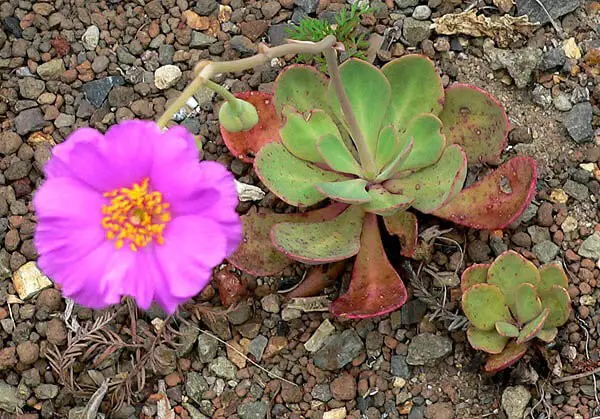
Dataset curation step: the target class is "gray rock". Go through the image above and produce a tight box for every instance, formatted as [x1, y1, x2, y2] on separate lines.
[54, 113, 75, 128]
[564, 102, 593, 143]
[153, 345, 176, 375]
[0, 29, 6, 49]
[515, 202, 538, 224]
[237, 401, 268, 419]
[516, 0, 580, 25]
[578, 232, 600, 259]
[401, 300, 427, 325]
[34, 384, 58, 400]
[406, 333, 452, 365]
[209, 357, 236, 380]
[0, 132, 23, 155]
[14, 108, 45, 135]
[185, 371, 208, 405]
[571, 86, 590, 104]
[197, 333, 219, 363]
[5, 161, 31, 180]
[82, 25, 100, 50]
[116, 46, 136, 64]
[0, 381, 24, 413]
[177, 324, 200, 357]
[501, 385, 531, 419]
[3, 16, 21, 38]
[532, 240, 559, 263]
[553, 94, 572, 112]
[230, 35, 257, 56]
[191, 31, 217, 48]
[248, 335, 268, 361]
[182, 403, 209, 419]
[108, 86, 135, 107]
[91, 55, 110, 73]
[412, 5, 432, 20]
[563, 179, 589, 201]
[527, 226, 550, 244]
[311, 383, 332, 402]
[194, 0, 219, 16]
[408, 406, 426, 419]
[531, 85, 551, 108]
[490, 235, 508, 256]
[260, 294, 280, 313]
[268, 23, 291, 46]
[539, 47, 566, 71]
[36, 59, 65, 81]
[484, 43, 542, 88]
[295, 0, 319, 13]
[391, 355, 411, 378]
[227, 301, 253, 325]
[18, 78, 44, 100]
[314, 329, 364, 370]
[82, 76, 123, 108]
[396, 0, 418, 6]
[158, 44, 175, 65]
[403, 18, 431, 47]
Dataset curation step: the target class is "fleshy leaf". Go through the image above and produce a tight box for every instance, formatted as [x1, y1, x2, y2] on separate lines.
[375, 125, 398, 171]
[462, 284, 512, 331]
[330, 213, 408, 319]
[375, 136, 414, 182]
[467, 326, 509, 354]
[484, 341, 528, 374]
[381, 55, 444, 131]
[280, 108, 341, 163]
[363, 188, 414, 216]
[517, 308, 550, 344]
[487, 251, 541, 312]
[255, 142, 346, 206]
[431, 157, 537, 229]
[495, 321, 520, 338]
[228, 204, 347, 276]
[536, 327, 558, 343]
[271, 205, 365, 264]
[315, 179, 371, 204]
[329, 59, 391, 156]
[461, 263, 490, 293]
[219, 98, 259, 133]
[539, 262, 568, 295]
[514, 283, 542, 324]
[384, 144, 467, 213]
[540, 285, 571, 328]
[396, 114, 445, 172]
[274, 65, 331, 114]
[439, 83, 508, 165]
[383, 211, 418, 258]
[317, 133, 363, 176]
[220, 91, 281, 163]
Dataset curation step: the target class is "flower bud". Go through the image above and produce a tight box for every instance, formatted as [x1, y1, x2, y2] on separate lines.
[219, 99, 259, 132]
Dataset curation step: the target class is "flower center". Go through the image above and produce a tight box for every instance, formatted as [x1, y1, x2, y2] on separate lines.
[101, 178, 171, 252]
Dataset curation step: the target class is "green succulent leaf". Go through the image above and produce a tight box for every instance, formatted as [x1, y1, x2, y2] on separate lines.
[439, 84, 508, 165]
[362, 188, 414, 216]
[381, 55, 444, 131]
[461, 263, 490, 293]
[495, 321, 520, 338]
[280, 108, 341, 163]
[375, 125, 399, 171]
[462, 284, 512, 331]
[271, 205, 365, 264]
[538, 262, 569, 295]
[274, 65, 332, 114]
[484, 341, 528, 374]
[540, 285, 571, 328]
[514, 283, 543, 324]
[255, 142, 346, 206]
[536, 327, 558, 343]
[329, 59, 391, 157]
[487, 251, 541, 312]
[467, 326, 509, 354]
[517, 308, 550, 344]
[315, 178, 371, 204]
[375, 135, 414, 182]
[383, 211, 418, 258]
[383, 144, 467, 213]
[317, 133, 363, 176]
[396, 114, 445, 172]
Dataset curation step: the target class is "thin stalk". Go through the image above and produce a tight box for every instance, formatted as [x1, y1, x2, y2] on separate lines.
[205, 79, 239, 113]
[157, 36, 337, 129]
[323, 47, 376, 179]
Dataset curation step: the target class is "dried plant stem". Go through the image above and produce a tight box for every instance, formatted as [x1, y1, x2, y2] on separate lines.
[552, 366, 600, 384]
[323, 47, 376, 179]
[157, 36, 337, 128]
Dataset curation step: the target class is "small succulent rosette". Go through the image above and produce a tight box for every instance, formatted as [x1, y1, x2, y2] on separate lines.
[461, 251, 571, 373]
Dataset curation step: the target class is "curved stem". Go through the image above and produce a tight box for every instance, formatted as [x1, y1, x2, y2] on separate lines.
[205, 79, 239, 113]
[323, 47, 376, 179]
[157, 36, 337, 129]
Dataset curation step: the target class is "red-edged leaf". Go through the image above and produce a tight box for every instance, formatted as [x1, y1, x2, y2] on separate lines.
[285, 261, 347, 299]
[220, 91, 281, 162]
[383, 211, 418, 257]
[330, 213, 408, 319]
[484, 341, 528, 374]
[460, 263, 490, 293]
[228, 203, 347, 276]
[431, 157, 537, 230]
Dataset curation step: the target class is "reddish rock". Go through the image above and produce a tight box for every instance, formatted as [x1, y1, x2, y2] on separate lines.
[240, 20, 268, 42]
[0, 347, 17, 370]
[330, 374, 357, 401]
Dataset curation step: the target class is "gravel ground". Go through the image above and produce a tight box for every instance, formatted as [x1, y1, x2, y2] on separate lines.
[1, 0, 600, 418]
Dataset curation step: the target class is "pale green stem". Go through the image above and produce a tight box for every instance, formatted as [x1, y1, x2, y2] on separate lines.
[204, 79, 239, 113]
[323, 47, 376, 179]
[157, 35, 337, 129]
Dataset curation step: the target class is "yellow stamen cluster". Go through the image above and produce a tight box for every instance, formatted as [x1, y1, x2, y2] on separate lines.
[101, 178, 171, 252]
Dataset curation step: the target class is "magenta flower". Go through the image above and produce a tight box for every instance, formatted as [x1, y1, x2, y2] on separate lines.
[34, 120, 242, 314]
